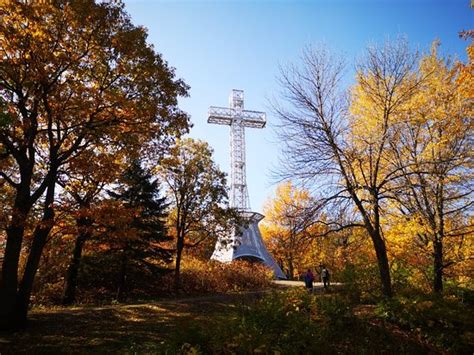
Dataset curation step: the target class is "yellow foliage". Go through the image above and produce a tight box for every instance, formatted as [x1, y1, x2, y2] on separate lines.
[261, 181, 317, 278]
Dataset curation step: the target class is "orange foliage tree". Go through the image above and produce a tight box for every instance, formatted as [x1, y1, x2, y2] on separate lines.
[0, 1, 189, 329]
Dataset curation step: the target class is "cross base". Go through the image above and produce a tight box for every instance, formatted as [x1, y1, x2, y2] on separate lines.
[211, 211, 287, 279]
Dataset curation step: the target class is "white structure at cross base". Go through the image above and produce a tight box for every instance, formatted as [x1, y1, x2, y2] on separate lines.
[208, 89, 286, 279]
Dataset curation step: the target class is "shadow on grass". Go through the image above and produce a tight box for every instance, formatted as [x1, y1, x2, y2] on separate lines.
[0, 294, 250, 354]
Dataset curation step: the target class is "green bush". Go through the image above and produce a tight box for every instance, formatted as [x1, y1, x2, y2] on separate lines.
[166, 289, 328, 354]
[165, 289, 428, 354]
[444, 282, 474, 306]
[339, 262, 382, 302]
[315, 293, 354, 331]
[375, 294, 474, 353]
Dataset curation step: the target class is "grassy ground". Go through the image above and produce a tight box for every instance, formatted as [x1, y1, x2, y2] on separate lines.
[0, 293, 263, 354]
[0, 286, 471, 354]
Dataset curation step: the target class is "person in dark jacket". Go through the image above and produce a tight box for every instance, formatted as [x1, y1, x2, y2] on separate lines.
[321, 265, 330, 289]
[304, 269, 314, 293]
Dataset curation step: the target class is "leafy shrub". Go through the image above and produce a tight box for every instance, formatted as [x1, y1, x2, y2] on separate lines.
[375, 294, 474, 353]
[31, 253, 273, 305]
[75, 253, 173, 303]
[31, 252, 173, 305]
[444, 282, 474, 306]
[315, 293, 354, 330]
[339, 262, 382, 302]
[165, 289, 429, 354]
[159, 257, 273, 295]
[32, 280, 64, 305]
[166, 289, 325, 354]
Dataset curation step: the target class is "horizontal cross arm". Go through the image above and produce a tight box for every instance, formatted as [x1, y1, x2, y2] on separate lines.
[208, 106, 266, 128]
[208, 106, 232, 125]
[240, 110, 266, 128]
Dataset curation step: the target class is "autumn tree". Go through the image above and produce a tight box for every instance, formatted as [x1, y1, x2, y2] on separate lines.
[157, 138, 235, 293]
[0, 1, 189, 329]
[458, 30, 474, 99]
[58, 147, 125, 305]
[261, 181, 317, 279]
[389, 43, 473, 293]
[274, 40, 424, 297]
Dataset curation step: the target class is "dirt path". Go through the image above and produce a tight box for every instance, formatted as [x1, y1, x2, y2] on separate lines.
[273, 280, 341, 288]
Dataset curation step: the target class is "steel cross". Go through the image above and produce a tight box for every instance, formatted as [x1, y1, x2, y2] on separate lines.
[208, 89, 266, 210]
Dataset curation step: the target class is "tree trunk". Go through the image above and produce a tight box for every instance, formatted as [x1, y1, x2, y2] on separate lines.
[62, 217, 92, 305]
[0, 225, 25, 329]
[116, 249, 128, 302]
[16, 180, 56, 328]
[174, 233, 184, 294]
[370, 230, 393, 298]
[433, 185, 445, 294]
[433, 237, 443, 293]
[0, 191, 32, 330]
[288, 259, 294, 280]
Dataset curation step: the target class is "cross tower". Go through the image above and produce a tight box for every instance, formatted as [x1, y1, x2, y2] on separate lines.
[208, 89, 265, 210]
[208, 90, 286, 279]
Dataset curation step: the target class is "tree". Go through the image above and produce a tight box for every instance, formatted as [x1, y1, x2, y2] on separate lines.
[389, 43, 473, 293]
[261, 181, 317, 279]
[157, 138, 234, 293]
[458, 30, 474, 99]
[274, 40, 423, 297]
[108, 159, 171, 301]
[0, 1, 189, 329]
[59, 148, 125, 305]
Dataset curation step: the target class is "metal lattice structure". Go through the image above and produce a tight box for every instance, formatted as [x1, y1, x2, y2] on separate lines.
[208, 90, 266, 210]
[208, 90, 286, 279]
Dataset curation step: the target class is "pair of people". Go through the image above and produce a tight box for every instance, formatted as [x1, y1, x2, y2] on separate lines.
[304, 266, 330, 292]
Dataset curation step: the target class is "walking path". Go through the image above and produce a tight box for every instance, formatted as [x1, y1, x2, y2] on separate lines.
[273, 279, 341, 289]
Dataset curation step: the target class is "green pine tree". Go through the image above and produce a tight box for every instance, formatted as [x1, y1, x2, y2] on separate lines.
[109, 159, 171, 300]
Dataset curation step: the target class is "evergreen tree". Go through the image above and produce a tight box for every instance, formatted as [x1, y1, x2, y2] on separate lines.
[109, 160, 171, 300]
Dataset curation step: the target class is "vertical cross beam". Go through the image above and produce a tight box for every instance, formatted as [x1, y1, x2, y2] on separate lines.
[229, 90, 248, 210]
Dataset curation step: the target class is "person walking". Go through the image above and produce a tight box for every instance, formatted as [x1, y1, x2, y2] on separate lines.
[304, 269, 314, 293]
[321, 265, 330, 289]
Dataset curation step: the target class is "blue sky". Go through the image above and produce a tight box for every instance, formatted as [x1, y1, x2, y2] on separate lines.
[123, 0, 472, 213]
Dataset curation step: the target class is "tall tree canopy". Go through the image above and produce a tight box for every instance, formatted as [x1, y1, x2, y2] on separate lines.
[275, 40, 422, 297]
[0, 0, 189, 329]
[275, 39, 472, 297]
[388, 43, 473, 293]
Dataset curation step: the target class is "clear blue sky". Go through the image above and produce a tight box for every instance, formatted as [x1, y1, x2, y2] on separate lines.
[123, 0, 472, 213]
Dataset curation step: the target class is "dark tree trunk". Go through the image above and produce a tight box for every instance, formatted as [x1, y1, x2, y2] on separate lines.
[433, 189, 445, 294]
[356, 191, 392, 298]
[370, 230, 392, 298]
[174, 233, 184, 294]
[15, 180, 56, 328]
[0, 187, 33, 330]
[433, 237, 443, 293]
[62, 217, 92, 305]
[287, 259, 294, 280]
[116, 249, 128, 302]
[0, 225, 26, 329]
